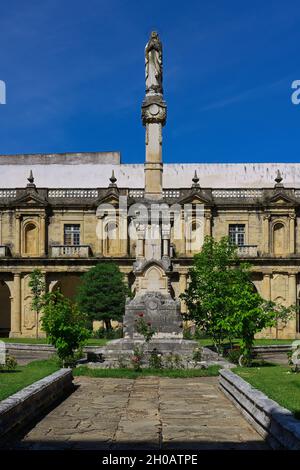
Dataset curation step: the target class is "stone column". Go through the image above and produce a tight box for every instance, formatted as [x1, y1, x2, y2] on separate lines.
[288, 273, 297, 306]
[136, 233, 144, 259]
[179, 272, 187, 313]
[289, 215, 295, 255]
[262, 273, 272, 301]
[10, 273, 21, 336]
[162, 237, 169, 257]
[142, 33, 166, 200]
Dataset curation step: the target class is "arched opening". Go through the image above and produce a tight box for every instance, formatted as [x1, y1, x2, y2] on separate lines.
[0, 282, 11, 337]
[24, 223, 38, 255]
[52, 275, 82, 301]
[186, 220, 203, 253]
[141, 264, 168, 294]
[104, 222, 119, 256]
[273, 223, 285, 256]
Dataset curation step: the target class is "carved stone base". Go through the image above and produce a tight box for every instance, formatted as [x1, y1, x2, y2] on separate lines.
[123, 291, 183, 339]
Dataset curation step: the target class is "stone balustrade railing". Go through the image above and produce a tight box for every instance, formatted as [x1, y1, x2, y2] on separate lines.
[48, 189, 99, 198]
[237, 245, 258, 257]
[51, 245, 91, 258]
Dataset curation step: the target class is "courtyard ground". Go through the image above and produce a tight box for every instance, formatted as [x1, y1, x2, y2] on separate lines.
[11, 376, 268, 450]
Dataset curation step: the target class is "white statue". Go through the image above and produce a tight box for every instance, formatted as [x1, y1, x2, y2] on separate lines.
[145, 31, 163, 95]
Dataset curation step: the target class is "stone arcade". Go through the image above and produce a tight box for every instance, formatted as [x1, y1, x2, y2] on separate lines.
[0, 32, 300, 340]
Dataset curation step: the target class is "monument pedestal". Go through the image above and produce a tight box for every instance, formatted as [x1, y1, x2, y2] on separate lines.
[123, 292, 183, 339]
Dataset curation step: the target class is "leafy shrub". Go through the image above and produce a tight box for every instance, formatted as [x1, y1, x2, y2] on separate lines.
[192, 348, 202, 362]
[0, 354, 18, 371]
[93, 327, 123, 339]
[149, 349, 163, 369]
[226, 348, 241, 365]
[183, 325, 193, 340]
[42, 291, 90, 367]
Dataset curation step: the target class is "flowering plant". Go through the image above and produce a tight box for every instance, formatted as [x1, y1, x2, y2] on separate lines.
[131, 345, 144, 371]
[134, 313, 156, 343]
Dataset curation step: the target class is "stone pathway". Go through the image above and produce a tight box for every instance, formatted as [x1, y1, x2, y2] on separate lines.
[13, 376, 268, 450]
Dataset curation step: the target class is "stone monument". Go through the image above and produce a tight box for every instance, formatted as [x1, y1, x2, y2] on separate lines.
[123, 31, 183, 341]
[88, 33, 197, 367]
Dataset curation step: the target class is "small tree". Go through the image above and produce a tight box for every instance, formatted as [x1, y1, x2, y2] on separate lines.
[42, 291, 90, 366]
[181, 236, 295, 364]
[76, 263, 129, 330]
[28, 269, 46, 339]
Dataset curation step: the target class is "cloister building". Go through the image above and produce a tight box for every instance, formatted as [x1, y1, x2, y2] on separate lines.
[0, 153, 299, 339]
[1, 32, 300, 340]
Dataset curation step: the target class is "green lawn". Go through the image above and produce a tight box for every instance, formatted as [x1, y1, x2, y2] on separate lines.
[0, 338, 108, 347]
[73, 365, 221, 379]
[0, 359, 60, 401]
[235, 364, 300, 419]
[197, 338, 295, 347]
[1, 337, 294, 348]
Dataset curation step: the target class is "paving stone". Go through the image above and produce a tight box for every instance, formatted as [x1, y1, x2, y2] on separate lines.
[13, 376, 268, 450]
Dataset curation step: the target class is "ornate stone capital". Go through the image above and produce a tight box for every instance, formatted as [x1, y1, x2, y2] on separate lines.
[141, 96, 167, 126]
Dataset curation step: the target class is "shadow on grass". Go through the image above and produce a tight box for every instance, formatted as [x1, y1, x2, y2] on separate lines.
[0, 369, 22, 374]
[249, 361, 278, 368]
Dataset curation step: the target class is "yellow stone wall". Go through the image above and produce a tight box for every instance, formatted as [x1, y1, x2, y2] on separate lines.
[0, 205, 299, 339]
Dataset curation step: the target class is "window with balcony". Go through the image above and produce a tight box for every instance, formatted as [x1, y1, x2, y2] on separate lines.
[64, 224, 80, 246]
[229, 224, 245, 246]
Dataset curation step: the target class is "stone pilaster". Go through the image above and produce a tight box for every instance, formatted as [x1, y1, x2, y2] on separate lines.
[10, 273, 21, 337]
[262, 273, 272, 301]
[15, 213, 21, 256]
[40, 214, 46, 256]
[179, 272, 187, 313]
[289, 215, 296, 255]
[288, 273, 297, 306]
[204, 213, 212, 237]
[262, 214, 270, 255]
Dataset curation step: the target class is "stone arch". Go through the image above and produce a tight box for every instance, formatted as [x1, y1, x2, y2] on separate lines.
[272, 221, 286, 256]
[0, 281, 11, 337]
[50, 274, 82, 301]
[186, 218, 203, 254]
[139, 263, 169, 295]
[23, 221, 39, 255]
[104, 221, 119, 256]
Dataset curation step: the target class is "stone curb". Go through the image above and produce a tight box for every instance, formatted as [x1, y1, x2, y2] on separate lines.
[219, 368, 300, 450]
[0, 368, 73, 445]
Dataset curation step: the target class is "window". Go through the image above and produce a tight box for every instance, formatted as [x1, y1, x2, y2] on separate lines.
[64, 224, 80, 245]
[229, 224, 245, 246]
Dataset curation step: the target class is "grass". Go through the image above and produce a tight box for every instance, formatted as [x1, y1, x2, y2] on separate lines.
[235, 363, 300, 419]
[73, 364, 221, 379]
[0, 337, 108, 347]
[0, 359, 60, 401]
[197, 338, 295, 348]
[1, 337, 294, 347]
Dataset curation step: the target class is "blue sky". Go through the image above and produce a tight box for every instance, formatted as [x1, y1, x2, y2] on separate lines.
[0, 0, 300, 163]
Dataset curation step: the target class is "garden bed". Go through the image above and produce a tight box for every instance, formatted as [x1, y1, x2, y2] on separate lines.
[0, 359, 59, 401]
[219, 367, 300, 449]
[0, 338, 108, 346]
[73, 365, 221, 379]
[235, 364, 300, 419]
